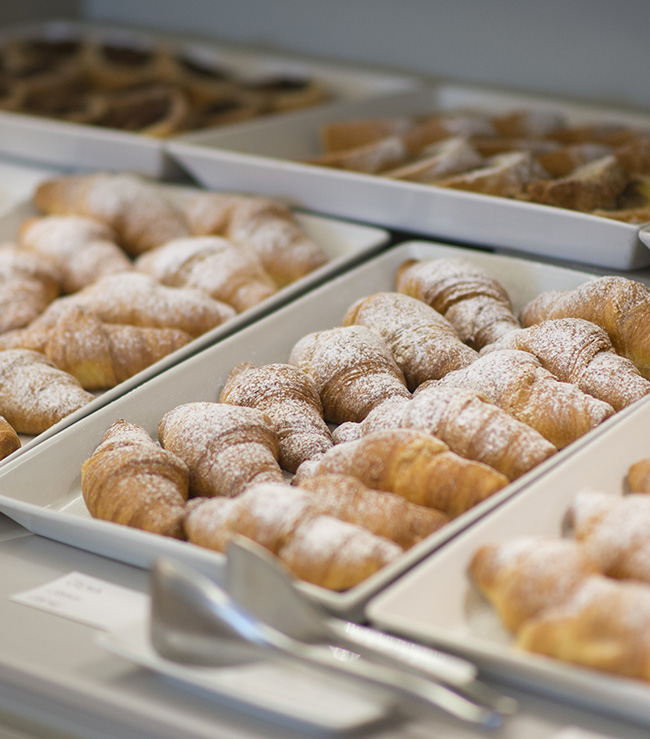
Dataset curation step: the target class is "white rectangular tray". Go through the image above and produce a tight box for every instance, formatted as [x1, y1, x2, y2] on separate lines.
[0, 191, 389, 465]
[0, 240, 633, 621]
[367, 395, 650, 727]
[0, 20, 421, 177]
[168, 82, 650, 271]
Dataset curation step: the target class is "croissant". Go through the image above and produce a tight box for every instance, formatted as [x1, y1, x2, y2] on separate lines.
[0, 243, 60, 333]
[295, 428, 508, 518]
[627, 458, 650, 493]
[481, 317, 650, 411]
[135, 235, 276, 312]
[516, 575, 650, 681]
[0, 349, 95, 434]
[81, 419, 189, 538]
[289, 325, 411, 425]
[395, 256, 520, 349]
[468, 535, 602, 633]
[182, 192, 327, 287]
[18, 214, 132, 294]
[342, 291, 478, 391]
[519, 276, 650, 379]
[436, 349, 615, 448]
[184, 481, 402, 590]
[158, 402, 284, 498]
[33, 172, 190, 255]
[0, 415, 21, 460]
[568, 489, 650, 583]
[296, 473, 449, 549]
[219, 362, 333, 473]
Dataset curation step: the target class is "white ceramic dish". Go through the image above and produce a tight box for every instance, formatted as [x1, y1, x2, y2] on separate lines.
[0, 190, 389, 465]
[168, 83, 650, 271]
[0, 240, 635, 621]
[96, 617, 389, 733]
[366, 396, 650, 727]
[0, 20, 421, 177]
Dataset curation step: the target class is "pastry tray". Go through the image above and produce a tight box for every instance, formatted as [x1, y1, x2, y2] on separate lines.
[366, 394, 650, 727]
[168, 82, 650, 271]
[0, 239, 638, 621]
[0, 19, 422, 177]
[0, 188, 390, 465]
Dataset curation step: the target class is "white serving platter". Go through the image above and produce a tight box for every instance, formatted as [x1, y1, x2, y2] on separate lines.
[168, 82, 650, 271]
[366, 394, 650, 727]
[0, 19, 421, 177]
[0, 240, 637, 621]
[0, 190, 389, 465]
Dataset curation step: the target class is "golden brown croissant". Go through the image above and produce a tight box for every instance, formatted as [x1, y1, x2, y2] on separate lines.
[33, 172, 190, 255]
[395, 256, 521, 349]
[627, 458, 650, 493]
[342, 291, 478, 391]
[468, 535, 602, 633]
[481, 317, 650, 411]
[158, 402, 284, 498]
[516, 575, 650, 681]
[335, 383, 557, 481]
[81, 419, 189, 538]
[436, 348, 615, 448]
[289, 325, 411, 425]
[184, 481, 402, 590]
[0, 243, 60, 333]
[0, 349, 95, 434]
[219, 362, 333, 473]
[0, 414, 21, 460]
[18, 214, 132, 294]
[295, 428, 508, 518]
[181, 192, 327, 287]
[519, 276, 650, 379]
[568, 489, 650, 582]
[135, 235, 276, 312]
[296, 473, 449, 549]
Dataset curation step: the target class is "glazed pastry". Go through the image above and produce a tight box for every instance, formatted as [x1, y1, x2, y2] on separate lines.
[627, 458, 650, 493]
[395, 256, 520, 349]
[244, 74, 328, 113]
[519, 275, 650, 379]
[79, 39, 165, 90]
[342, 291, 478, 390]
[18, 214, 131, 293]
[219, 362, 333, 473]
[482, 317, 650, 410]
[33, 172, 190, 255]
[289, 324, 411, 424]
[135, 235, 276, 312]
[0, 415, 21, 460]
[0, 349, 95, 434]
[295, 428, 509, 518]
[184, 481, 402, 590]
[437, 349, 615, 448]
[41, 305, 191, 389]
[0, 243, 60, 333]
[81, 419, 189, 538]
[297, 473, 450, 549]
[158, 402, 284, 498]
[569, 489, 650, 582]
[517, 575, 650, 681]
[182, 191, 327, 287]
[469, 535, 601, 633]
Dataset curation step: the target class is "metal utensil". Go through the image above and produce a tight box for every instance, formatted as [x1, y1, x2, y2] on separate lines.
[224, 536, 517, 716]
[150, 557, 504, 728]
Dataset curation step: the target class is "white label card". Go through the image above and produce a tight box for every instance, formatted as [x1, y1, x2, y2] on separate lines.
[10, 571, 148, 630]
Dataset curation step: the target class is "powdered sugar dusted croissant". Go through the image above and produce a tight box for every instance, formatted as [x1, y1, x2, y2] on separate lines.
[184, 481, 402, 590]
[395, 256, 520, 349]
[81, 419, 189, 538]
[158, 402, 284, 498]
[342, 291, 478, 390]
[289, 324, 411, 424]
[219, 362, 333, 473]
[0, 415, 20, 460]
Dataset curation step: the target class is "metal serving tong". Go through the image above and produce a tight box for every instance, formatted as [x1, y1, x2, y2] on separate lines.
[149, 553, 514, 728]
